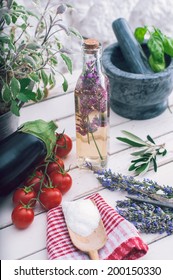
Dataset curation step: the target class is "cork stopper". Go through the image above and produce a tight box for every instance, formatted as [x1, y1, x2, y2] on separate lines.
[83, 38, 99, 49]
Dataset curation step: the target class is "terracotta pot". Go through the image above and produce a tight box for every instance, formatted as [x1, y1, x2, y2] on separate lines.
[0, 111, 19, 142]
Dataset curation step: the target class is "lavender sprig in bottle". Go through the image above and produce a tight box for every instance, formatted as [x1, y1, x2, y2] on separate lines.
[74, 39, 109, 168]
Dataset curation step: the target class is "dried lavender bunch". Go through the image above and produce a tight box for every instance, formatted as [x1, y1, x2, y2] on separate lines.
[87, 165, 173, 234]
[92, 168, 173, 199]
[116, 200, 173, 235]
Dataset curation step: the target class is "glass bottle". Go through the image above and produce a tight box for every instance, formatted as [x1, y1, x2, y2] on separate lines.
[74, 38, 109, 168]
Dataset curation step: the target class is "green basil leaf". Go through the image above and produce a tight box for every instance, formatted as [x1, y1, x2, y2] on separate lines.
[147, 34, 166, 72]
[149, 55, 165, 72]
[163, 36, 173, 57]
[147, 35, 164, 61]
[61, 53, 72, 74]
[134, 26, 148, 43]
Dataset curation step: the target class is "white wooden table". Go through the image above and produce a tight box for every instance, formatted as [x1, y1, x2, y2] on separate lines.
[1, 69, 173, 260]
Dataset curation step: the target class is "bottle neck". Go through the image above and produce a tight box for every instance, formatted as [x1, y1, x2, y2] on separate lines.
[82, 47, 102, 75]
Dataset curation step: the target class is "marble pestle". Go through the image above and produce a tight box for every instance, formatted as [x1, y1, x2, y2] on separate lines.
[112, 18, 153, 74]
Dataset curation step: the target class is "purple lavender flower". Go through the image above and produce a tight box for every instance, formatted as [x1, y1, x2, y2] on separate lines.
[75, 58, 109, 160]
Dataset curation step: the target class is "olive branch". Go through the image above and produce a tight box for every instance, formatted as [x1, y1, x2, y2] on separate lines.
[116, 130, 167, 175]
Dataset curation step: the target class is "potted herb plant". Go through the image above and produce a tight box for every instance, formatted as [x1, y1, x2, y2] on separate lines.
[0, 0, 81, 141]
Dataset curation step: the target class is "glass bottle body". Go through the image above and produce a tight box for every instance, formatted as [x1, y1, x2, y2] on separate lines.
[74, 42, 109, 168]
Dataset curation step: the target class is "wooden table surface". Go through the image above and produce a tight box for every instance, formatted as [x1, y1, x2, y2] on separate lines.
[1, 69, 173, 260]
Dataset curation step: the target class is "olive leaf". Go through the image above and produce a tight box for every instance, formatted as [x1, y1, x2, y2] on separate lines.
[117, 130, 167, 175]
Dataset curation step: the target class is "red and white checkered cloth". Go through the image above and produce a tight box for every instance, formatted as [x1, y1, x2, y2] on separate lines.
[46, 193, 148, 260]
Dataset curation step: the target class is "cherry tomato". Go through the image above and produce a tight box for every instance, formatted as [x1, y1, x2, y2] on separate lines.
[39, 187, 62, 210]
[11, 205, 34, 229]
[12, 186, 37, 207]
[47, 156, 65, 175]
[25, 170, 47, 193]
[54, 133, 72, 158]
[49, 171, 72, 194]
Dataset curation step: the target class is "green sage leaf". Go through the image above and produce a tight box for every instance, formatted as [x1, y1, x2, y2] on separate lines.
[69, 27, 83, 39]
[10, 100, 20, 116]
[1, 84, 11, 102]
[23, 55, 36, 68]
[10, 77, 21, 98]
[29, 73, 40, 82]
[49, 73, 56, 88]
[40, 69, 49, 87]
[36, 88, 44, 101]
[61, 53, 72, 74]
[22, 89, 36, 101]
[4, 13, 12, 25]
[61, 74, 68, 92]
[19, 78, 31, 90]
[17, 92, 29, 102]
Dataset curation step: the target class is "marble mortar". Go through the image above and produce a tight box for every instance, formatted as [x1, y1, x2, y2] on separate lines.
[102, 43, 173, 120]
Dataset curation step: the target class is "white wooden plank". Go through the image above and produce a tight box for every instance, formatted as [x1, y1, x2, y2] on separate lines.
[0, 213, 47, 260]
[19, 92, 75, 125]
[140, 234, 173, 260]
[21, 249, 48, 260]
[23, 233, 173, 261]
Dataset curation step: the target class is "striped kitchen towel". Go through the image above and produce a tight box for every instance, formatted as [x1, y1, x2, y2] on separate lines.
[46, 193, 148, 260]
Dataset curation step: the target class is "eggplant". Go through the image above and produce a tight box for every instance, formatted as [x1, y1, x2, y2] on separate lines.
[0, 131, 47, 196]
